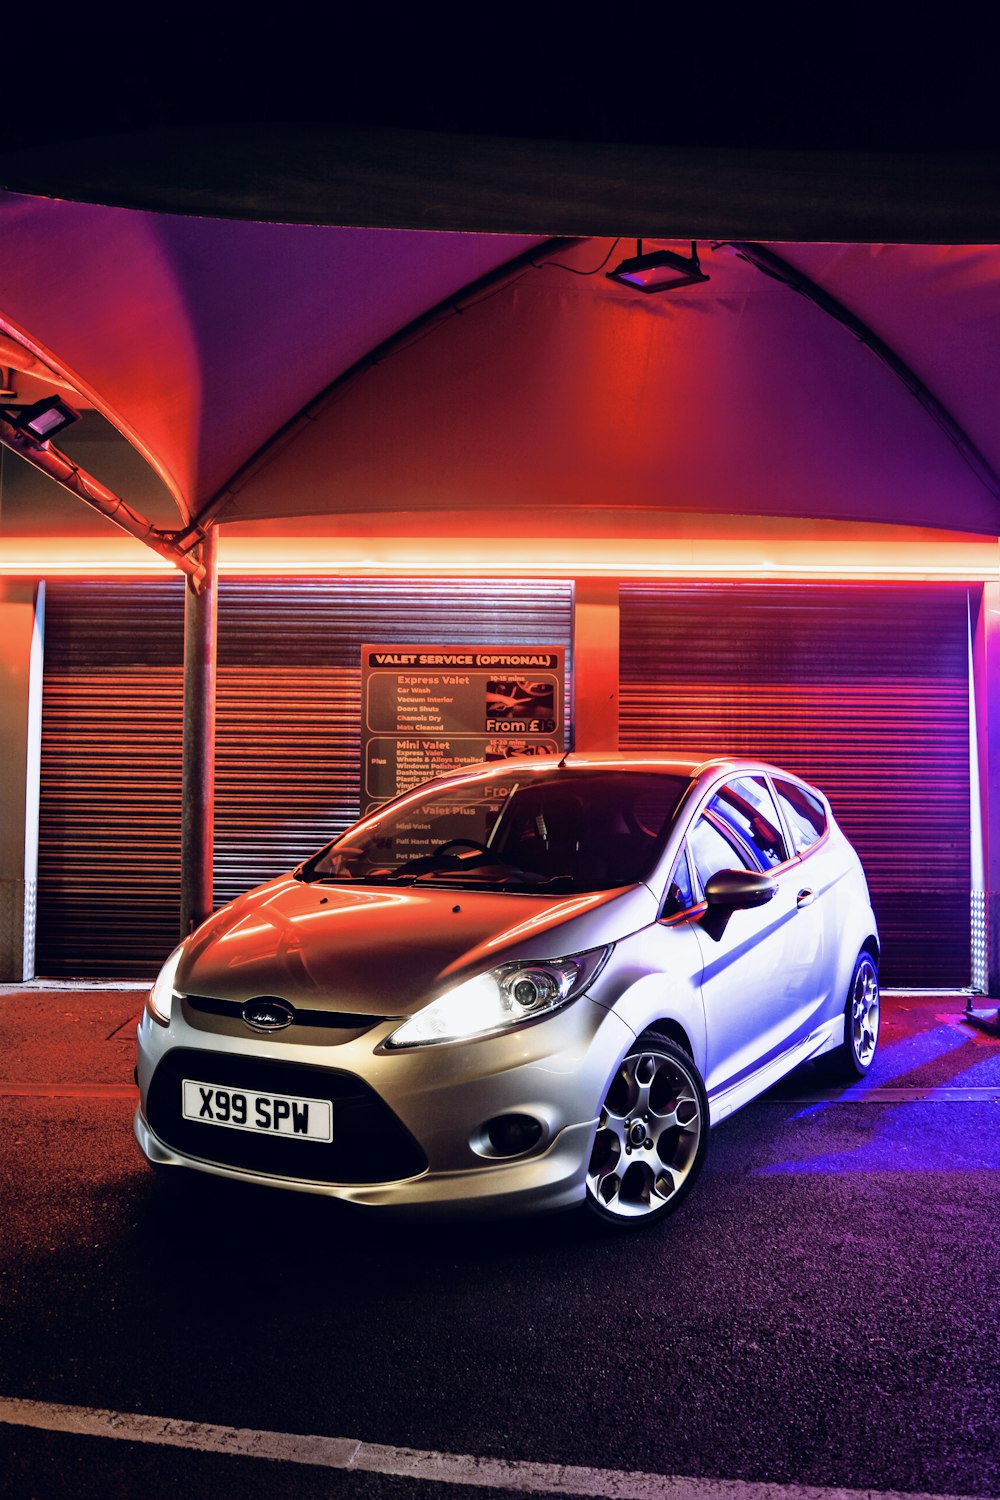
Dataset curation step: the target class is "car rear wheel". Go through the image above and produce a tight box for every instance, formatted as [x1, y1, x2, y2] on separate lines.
[822, 951, 880, 1080]
[585, 1032, 708, 1229]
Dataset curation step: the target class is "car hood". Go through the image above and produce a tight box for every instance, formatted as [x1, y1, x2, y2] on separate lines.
[176, 876, 658, 1016]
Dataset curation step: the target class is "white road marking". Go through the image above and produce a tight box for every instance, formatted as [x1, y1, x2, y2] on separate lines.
[3, 1084, 999, 1104]
[0, 1083, 136, 1097]
[0, 1396, 988, 1500]
[0, 981, 150, 992]
[761, 1087, 1000, 1104]
[0, 1397, 359, 1467]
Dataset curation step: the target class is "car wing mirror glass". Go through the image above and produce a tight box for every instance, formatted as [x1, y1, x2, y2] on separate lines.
[700, 869, 777, 942]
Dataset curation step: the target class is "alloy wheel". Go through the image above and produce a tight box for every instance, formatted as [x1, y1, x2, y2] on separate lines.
[851, 957, 880, 1068]
[586, 1037, 706, 1224]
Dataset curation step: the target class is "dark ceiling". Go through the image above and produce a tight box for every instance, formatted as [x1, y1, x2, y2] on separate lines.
[5, 9, 996, 156]
[5, 12, 995, 246]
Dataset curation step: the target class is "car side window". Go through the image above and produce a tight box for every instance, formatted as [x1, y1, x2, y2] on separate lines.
[688, 815, 752, 896]
[706, 776, 789, 869]
[661, 843, 695, 918]
[772, 777, 827, 854]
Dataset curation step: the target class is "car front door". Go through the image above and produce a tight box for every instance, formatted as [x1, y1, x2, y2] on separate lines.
[687, 777, 827, 1109]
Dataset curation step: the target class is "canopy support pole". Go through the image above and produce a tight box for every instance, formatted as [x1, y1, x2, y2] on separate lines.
[180, 529, 218, 937]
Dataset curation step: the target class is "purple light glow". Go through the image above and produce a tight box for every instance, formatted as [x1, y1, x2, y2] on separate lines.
[749, 1015, 1000, 1174]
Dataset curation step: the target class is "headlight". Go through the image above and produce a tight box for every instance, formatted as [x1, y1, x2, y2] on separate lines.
[383, 946, 611, 1049]
[146, 944, 185, 1026]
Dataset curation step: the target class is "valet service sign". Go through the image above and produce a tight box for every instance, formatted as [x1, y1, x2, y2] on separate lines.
[362, 644, 565, 812]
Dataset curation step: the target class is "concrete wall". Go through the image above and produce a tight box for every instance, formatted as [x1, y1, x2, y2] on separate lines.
[572, 579, 619, 752]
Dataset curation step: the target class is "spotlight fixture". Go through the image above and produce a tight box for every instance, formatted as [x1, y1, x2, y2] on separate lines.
[0, 394, 81, 445]
[607, 241, 709, 294]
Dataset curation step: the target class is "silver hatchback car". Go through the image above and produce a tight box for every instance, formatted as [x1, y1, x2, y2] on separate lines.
[135, 753, 880, 1228]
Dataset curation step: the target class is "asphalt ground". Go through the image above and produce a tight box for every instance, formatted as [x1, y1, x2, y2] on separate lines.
[1, 985, 999, 1500]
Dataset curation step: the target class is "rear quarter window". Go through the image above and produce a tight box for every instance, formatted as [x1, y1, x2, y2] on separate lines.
[772, 778, 827, 854]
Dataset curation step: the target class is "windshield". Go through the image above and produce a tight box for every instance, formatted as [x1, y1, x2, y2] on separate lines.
[301, 767, 690, 894]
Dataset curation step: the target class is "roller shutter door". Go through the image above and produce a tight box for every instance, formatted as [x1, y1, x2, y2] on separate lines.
[38, 578, 573, 976]
[37, 580, 185, 975]
[619, 582, 971, 989]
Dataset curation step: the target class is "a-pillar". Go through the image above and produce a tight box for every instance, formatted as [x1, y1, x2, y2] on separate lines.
[0, 580, 44, 980]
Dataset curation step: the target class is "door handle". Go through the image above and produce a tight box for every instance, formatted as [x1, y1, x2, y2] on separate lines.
[796, 888, 816, 909]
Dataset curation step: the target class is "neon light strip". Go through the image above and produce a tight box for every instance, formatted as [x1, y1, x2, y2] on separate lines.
[1, 534, 998, 581]
[0, 539, 174, 573]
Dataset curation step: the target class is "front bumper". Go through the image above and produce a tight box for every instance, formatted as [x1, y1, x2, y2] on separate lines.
[134, 994, 635, 1217]
[134, 1109, 599, 1215]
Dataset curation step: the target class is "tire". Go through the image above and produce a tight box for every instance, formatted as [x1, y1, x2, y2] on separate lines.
[585, 1032, 709, 1229]
[822, 951, 881, 1081]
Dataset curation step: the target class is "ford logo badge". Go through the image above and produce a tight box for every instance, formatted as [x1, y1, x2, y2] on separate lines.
[242, 997, 295, 1032]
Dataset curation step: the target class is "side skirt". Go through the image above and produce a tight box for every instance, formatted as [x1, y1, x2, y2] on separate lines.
[707, 1015, 844, 1125]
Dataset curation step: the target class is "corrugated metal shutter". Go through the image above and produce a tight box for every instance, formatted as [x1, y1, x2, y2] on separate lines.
[619, 583, 971, 988]
[212, 580, 573, 908]
[37, 581, 186, 975]
[38, 578, 573, 976]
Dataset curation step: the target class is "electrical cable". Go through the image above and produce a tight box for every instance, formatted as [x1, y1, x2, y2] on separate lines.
[531, 239, 621, 276]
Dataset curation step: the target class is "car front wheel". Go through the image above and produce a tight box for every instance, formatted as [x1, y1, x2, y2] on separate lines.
[585, 1032, 708, 1228]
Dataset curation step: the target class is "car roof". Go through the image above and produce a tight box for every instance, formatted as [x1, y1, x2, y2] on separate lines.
[417, 751, 825, 800]
[458, 752, 805, 782]
[555, 752, 761, 779]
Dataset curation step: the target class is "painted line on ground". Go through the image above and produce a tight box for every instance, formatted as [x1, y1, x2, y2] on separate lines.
[0, 982, 150, 993]
[0, 1083, 136, 1098]
[3, 1084, 999, 1105]
[0, 1396, 988, 1500]
[762, 1087, 1000, 1104]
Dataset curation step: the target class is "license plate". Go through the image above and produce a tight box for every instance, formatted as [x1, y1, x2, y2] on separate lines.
[182, 1079, 333, 1142]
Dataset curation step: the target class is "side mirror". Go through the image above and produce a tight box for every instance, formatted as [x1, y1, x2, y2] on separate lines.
[700, 868, 777, 942]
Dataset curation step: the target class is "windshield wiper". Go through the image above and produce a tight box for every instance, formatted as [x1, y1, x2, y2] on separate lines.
[405, 866, 578, 893]
[308, 864, 580, 892]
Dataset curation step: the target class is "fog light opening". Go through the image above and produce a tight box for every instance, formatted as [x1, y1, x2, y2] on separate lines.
[483, 1113, 544, 1159]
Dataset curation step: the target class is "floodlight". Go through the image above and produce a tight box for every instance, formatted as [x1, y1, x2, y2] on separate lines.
[0, 394, 82, 445]
[607, 241, 709, 294]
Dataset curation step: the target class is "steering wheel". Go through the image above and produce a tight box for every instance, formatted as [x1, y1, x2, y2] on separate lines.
[386, 837, 491, 879]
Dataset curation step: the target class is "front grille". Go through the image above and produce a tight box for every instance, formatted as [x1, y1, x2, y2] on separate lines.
[181, 994, 381, 1045]
[146, 1048, 427, 1185]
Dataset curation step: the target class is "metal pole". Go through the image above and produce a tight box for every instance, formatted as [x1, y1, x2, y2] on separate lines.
[180, 529, 218, 937]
